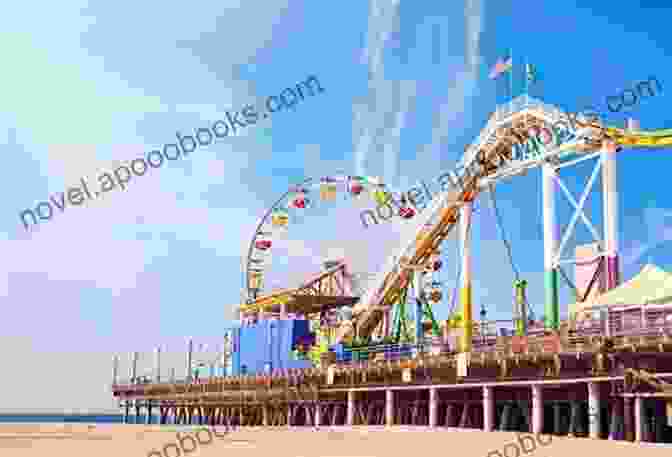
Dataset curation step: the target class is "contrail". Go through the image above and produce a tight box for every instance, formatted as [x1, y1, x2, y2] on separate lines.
[465, 0, 483, 73]
[354, 0, 404, 180]
[418, 0, 484, 166]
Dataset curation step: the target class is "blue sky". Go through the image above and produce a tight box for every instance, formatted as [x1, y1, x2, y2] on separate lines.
[1, 0, 671, 412]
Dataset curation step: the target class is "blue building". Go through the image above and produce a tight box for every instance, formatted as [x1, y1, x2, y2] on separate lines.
[228, 319, 313, 375]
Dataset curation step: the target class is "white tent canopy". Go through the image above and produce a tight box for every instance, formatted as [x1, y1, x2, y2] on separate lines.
[570, 264, 672, 314]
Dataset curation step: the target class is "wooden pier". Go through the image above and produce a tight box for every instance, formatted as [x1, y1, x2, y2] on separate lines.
[112, 331, 672, 443]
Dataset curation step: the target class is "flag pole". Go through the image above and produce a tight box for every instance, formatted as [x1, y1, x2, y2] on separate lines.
[524, 56, 528, 96]
[509, 48, 513, 103]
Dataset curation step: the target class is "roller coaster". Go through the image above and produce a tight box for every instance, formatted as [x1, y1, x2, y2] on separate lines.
[241, 95, 672, 354]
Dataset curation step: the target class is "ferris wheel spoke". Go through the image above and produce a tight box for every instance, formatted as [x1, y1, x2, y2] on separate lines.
[245, 174, 386, 311]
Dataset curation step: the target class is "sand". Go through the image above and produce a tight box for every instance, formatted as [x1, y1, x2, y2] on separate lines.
[0, 424, 669, 456]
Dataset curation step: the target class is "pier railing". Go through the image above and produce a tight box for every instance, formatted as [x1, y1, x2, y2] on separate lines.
[111, 305, 672, 386]
[328, 307, 672, 365]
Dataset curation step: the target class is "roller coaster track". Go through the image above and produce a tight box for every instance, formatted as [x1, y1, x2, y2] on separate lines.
[242, 96, 672, 341]
[335, 96, 672, 342]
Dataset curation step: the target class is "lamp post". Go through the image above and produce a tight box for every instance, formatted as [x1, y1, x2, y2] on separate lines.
[186, 337, 194, 383]
[112, 355, 119, 386]
[154, 346, 162, 383]
[130, 351, 138, 384]
[191, 343, 208, 380]
[480, 306, 487, 344]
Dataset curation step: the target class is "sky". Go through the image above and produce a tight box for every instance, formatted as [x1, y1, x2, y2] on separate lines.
[1, 0, 671, 413]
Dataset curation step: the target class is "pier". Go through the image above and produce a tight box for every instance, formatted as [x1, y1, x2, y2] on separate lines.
[112, 323, 672, 443]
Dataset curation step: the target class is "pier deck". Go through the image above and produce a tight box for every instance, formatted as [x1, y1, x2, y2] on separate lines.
[113, 332, 672, 443]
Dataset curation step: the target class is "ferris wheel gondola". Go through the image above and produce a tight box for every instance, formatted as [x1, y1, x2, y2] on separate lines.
[349, 179, 364, 196]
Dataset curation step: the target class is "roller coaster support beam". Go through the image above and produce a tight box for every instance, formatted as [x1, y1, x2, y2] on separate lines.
[602, 118, 635, 290]
[602, 137, 619, 291]
[514, 279, 528, 336]
[460, 200, 473, 352]
[413, 271, 424, 346]
[542, 163, 560, 330]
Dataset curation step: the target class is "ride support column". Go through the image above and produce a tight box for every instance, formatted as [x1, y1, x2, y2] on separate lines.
[542, 164, 559, 330]
[459, 200, 473, 352]
[514, 279, 528, 336]
[414, 272, 424, 347]
[602, 141, 619, 290]
[602, 119, 630, 289]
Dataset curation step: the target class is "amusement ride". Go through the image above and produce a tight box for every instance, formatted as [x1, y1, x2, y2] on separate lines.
[239, 94, 672, 360]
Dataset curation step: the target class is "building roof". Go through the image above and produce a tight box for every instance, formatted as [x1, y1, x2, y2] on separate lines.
[571, 264, 672, 312]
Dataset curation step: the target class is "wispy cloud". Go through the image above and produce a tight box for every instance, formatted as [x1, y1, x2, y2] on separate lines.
[0, 0, 299, 413]
[343, 0, 486, 311]
[354, 0, 485, 187]
[354, 0, 417, 188]
[622, 206, 672, 266]
[464, 0, 483, 73]
[416, 0, 483, 168]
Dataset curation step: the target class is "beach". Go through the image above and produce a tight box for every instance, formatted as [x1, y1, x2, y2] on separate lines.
[0, 424, 668, 457]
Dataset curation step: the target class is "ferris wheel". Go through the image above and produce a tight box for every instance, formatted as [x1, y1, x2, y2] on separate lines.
[244, 174, 418, 305]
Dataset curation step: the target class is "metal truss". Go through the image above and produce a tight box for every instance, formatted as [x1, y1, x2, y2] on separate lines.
[550, 153, 607, 269]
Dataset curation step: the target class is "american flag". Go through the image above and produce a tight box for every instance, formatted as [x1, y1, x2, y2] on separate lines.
[489, 56, 512, 79]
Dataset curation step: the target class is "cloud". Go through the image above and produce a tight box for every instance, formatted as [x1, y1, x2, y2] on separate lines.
[0, 0, 300, 413]
[2, 0, 291, 191]
[464, 0, 483, 72]
[360, 0, 402, 82]
[354, 0, 415, 187]
[354, 79, 417, 187]
[621, 206, 672, 266]
[415, 0, 483, 167]
[340, 0, 486, 319]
